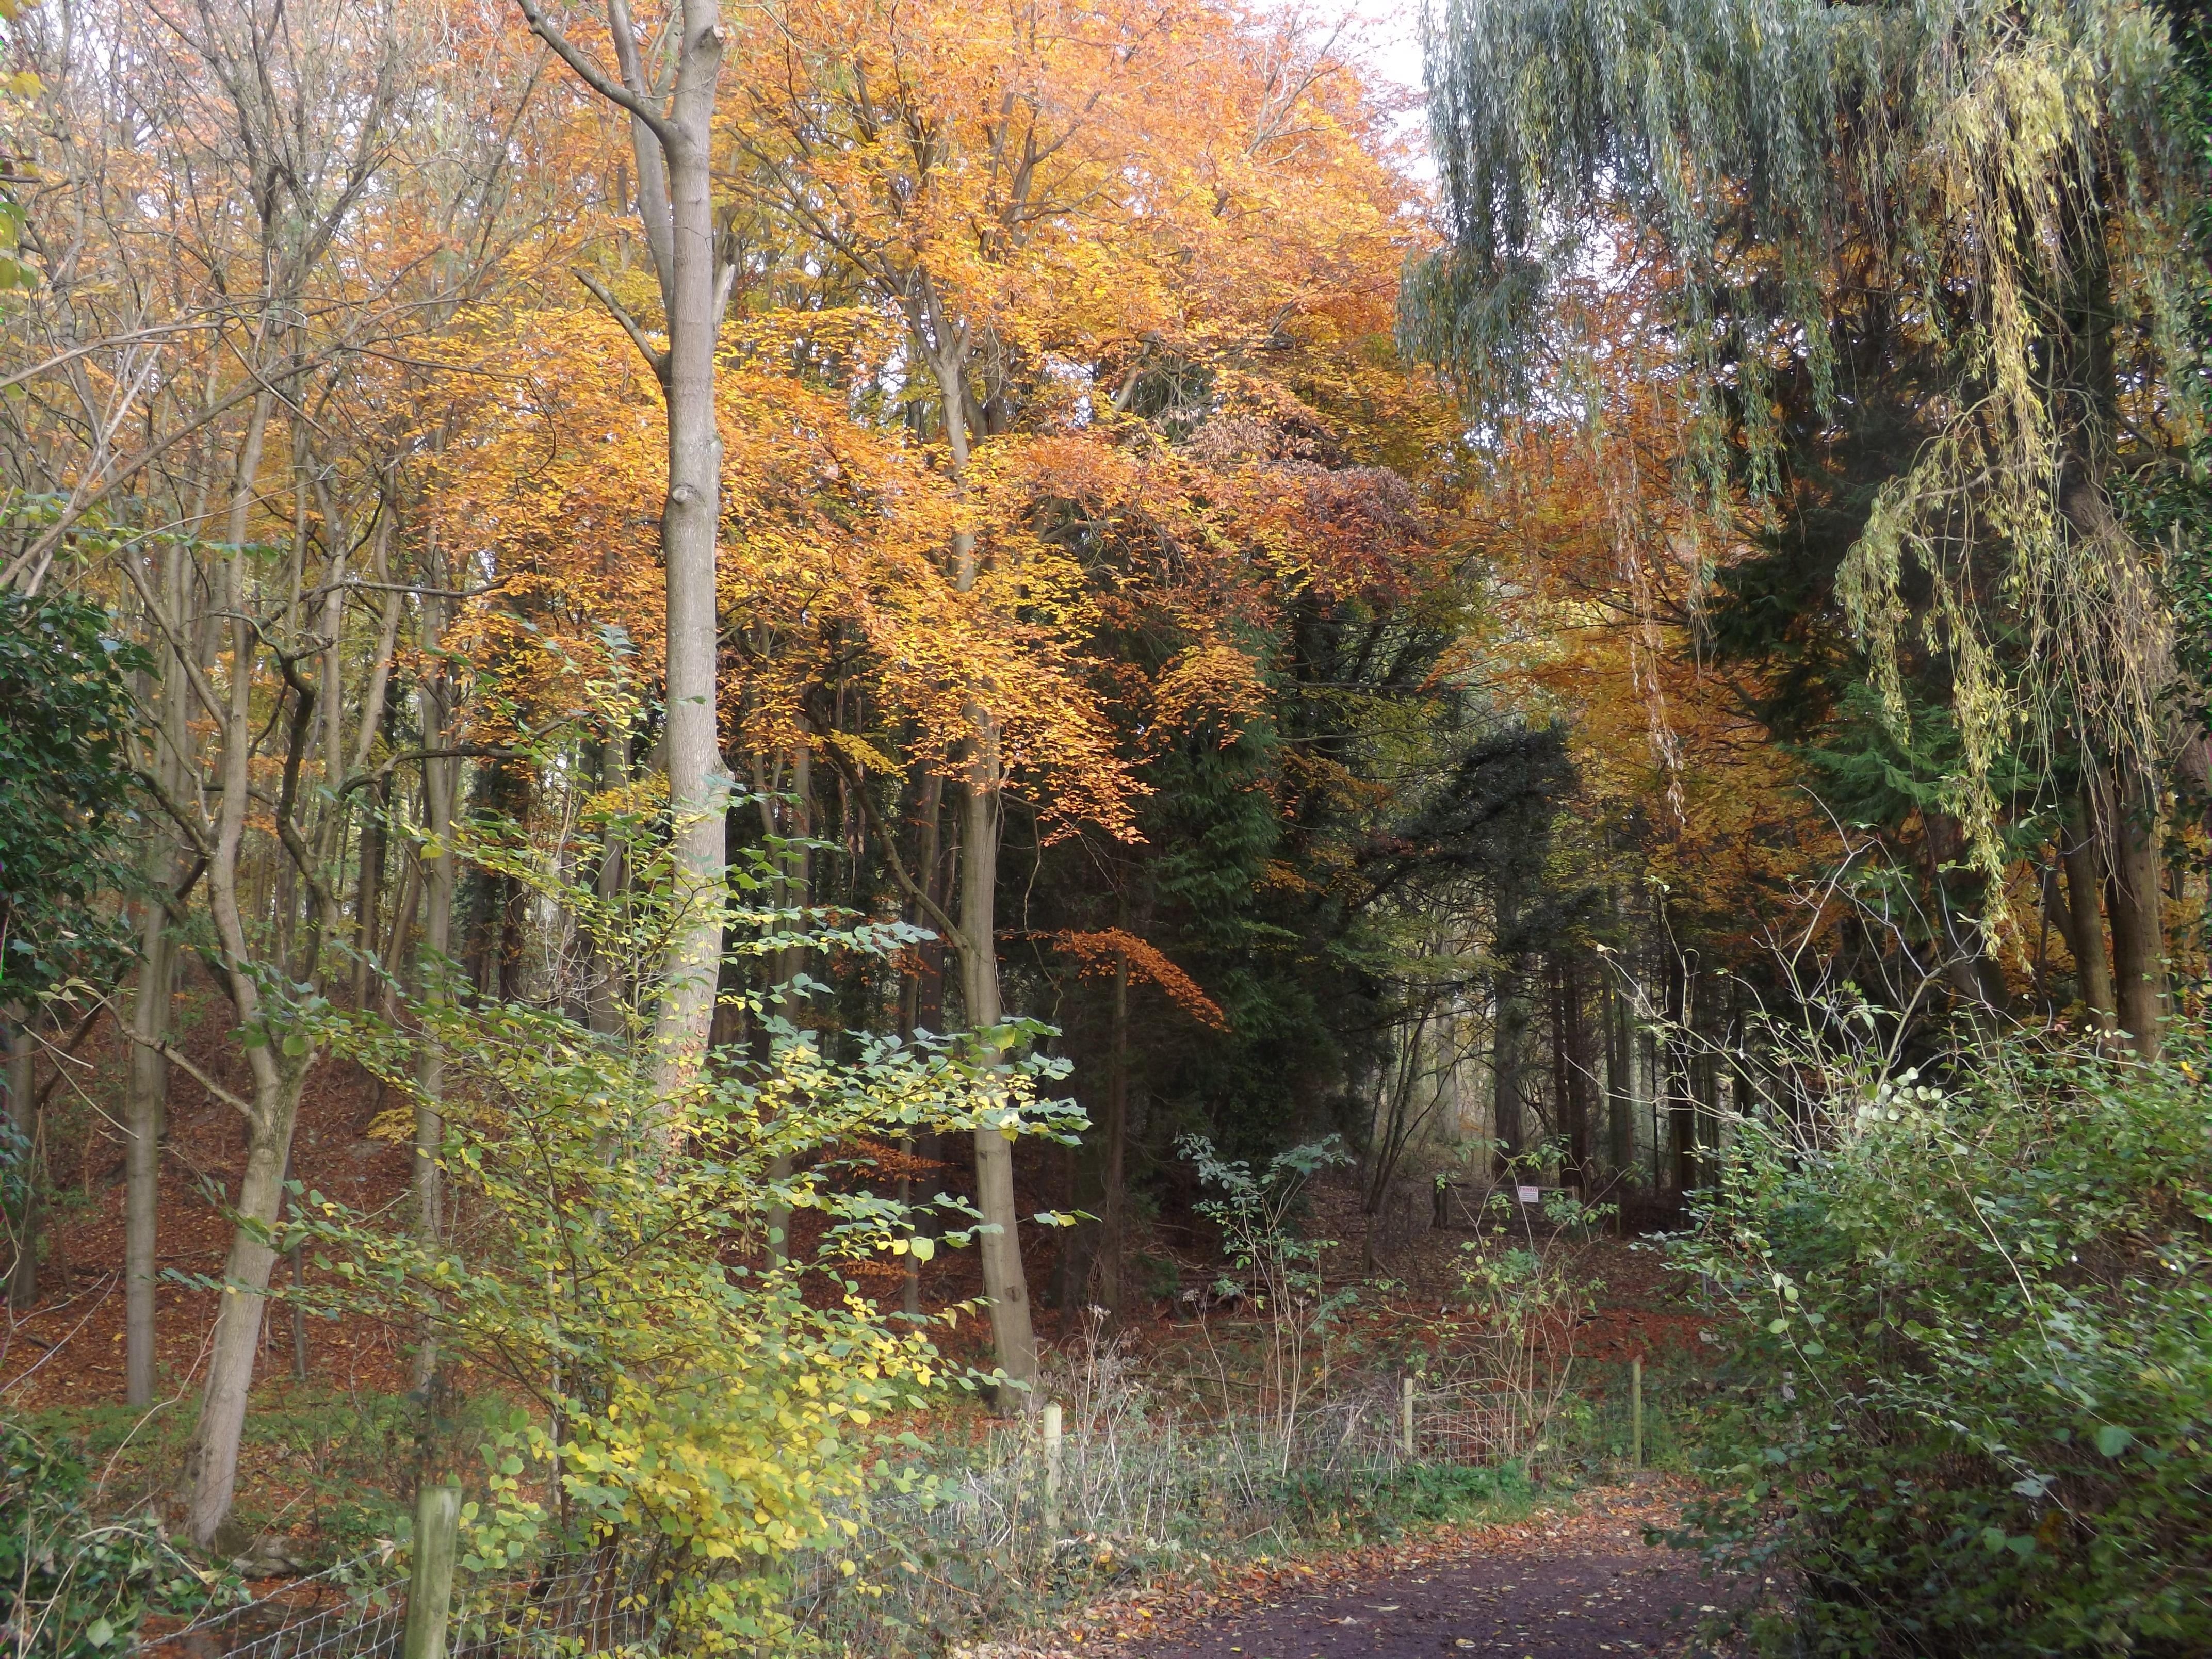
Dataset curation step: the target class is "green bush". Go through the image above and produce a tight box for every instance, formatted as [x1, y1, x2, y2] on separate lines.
[1673, 1019, 2212, 1656]
[0, 1424, 225, 1658]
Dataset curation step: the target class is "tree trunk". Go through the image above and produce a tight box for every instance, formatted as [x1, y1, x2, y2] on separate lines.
[1921, 809, 2007, 1025]
[915, 308, 1040, 1388]
[184, 1066, 308, 1546]
[1490, 887, 1524, 1173]
[2059, 784, 2117, 1032]
[412, 537, 458, 1389]
[518, 0, 734, 1108]
[125, 933, 175, 1401]
[639, 15, 731, 1115]
[126, 535, 193, 1403]
[958, 743, 1040, 1392]
[4, 1012, 35, 1311]
[1560, 957, 1592, 1189]
[2102, 763, 2168, 1059]
[897, 770, 944, 1320]
[1665, 949, 1695, 1192]
[1605, 974, 1634, 1184]
[186, 390, 328, 1547]
[1098, 946, 1130, 1314]
[349, 780, 387, 1007]
[766, 743, 810, 1266]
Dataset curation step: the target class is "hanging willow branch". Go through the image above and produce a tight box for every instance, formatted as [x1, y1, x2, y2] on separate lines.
[1405, 0, 2202, 893]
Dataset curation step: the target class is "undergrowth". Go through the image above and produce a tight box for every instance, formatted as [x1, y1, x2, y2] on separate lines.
[1672, 1013, 2212, 1656]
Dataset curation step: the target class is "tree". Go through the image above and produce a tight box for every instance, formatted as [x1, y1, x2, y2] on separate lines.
[1409, 0, 2207, 1055]
[512, 0, 738, 1110]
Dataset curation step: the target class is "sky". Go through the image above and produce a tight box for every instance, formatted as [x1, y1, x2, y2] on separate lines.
[1335, 0, 1433, 172]
[1348, 0, 1426, 98]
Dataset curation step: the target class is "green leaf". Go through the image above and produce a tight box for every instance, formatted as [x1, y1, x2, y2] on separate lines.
[86, 1619, 115, 1648]
[2094, 1424, 2134, 1458]
[281, 1032, 310, 1056]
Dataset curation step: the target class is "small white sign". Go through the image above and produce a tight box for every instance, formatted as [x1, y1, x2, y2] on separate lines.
[1516, 1184, 1540, 1205]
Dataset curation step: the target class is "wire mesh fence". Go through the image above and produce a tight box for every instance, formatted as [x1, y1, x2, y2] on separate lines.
[139, 1547, 668, 1659]
[129, 1380, 1550, 1658]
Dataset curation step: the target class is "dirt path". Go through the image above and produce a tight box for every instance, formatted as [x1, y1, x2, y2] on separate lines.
[1011, 1479, 1730, 1659]
[1121, 1541, 1709, 1659]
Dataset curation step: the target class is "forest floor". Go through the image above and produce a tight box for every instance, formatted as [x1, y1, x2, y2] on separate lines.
[974, 1476, 1736, 1659]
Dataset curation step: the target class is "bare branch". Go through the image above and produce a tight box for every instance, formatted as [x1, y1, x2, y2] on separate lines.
[511, 0, 678, 147]
[573, 268, 670, 381]
[125, 1028, 255, 1119]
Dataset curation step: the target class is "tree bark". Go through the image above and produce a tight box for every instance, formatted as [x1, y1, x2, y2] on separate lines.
[898, 772, 945, 1320]
[1490, 886, 1525, 1173]
[184, 387, 331, 1548]
[2059, 784, 2117, 1032]
[1605, 973, 1634, 1184]
[958, 743, 1039, 1391]
[517, 0, 735, 1112]
[4, 1012, 35, 1311]
[1559, 957, 1592, 1189]
[914, 306, 1042, 1387]
[641, 9, 731, 1113]
[1664, 949, 1695, 1192]
[413, 559, 457, 1390]
[126, 534, 193, 1404]
[1098, 945, 1130, 1314]
[2101, 763, 2168, 1059]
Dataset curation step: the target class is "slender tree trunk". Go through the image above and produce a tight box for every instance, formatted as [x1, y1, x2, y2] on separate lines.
[766, 744, 810, 1266]
[1099, 946, 1130, 1314]
[1664, 950, 1695, 1192]
[126, 538, 192, 1403]
[517, 0, 734, 1110]
[958, 742, 1039, 1391]
[413, 565, 456, 1390]
[349, 782, 387, 1007]
[186, 1066, 308, 1545]
[125, 916, 176, 1402]
[1490, 885, 1524, 1173]
[898, 772, 945, 1321]
[916, 314, 1041, 1388]
[185, 387, 331, 1548]
[1605, 974, 1634, 1184]
[1560, 958, 1591, 1189]
[585, 730, 630, 1040]
[4, 1012, 35, 1310]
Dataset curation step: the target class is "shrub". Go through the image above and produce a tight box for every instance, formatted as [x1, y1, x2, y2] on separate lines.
[1673, 1017, 2212, 1656]
[298, 823, 1083, 1651]
[0, 1424, 224, 1658]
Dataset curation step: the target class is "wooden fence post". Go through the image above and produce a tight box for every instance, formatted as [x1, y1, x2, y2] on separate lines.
[1631, 1355, 1644, 1469]
[1400, 1375, 1416, 1461]
[1042, 1400, 1064, 1535]
[403, 1480, 461, 1659]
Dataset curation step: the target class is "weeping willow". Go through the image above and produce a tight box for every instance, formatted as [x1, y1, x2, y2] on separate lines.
[1404, 0, 2202, 891]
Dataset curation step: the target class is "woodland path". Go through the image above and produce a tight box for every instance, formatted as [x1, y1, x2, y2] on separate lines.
[1080, 1479, 1733, 1659]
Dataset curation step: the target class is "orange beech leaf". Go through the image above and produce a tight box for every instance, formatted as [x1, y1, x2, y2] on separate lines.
[1048, 929, 1228, 1031]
